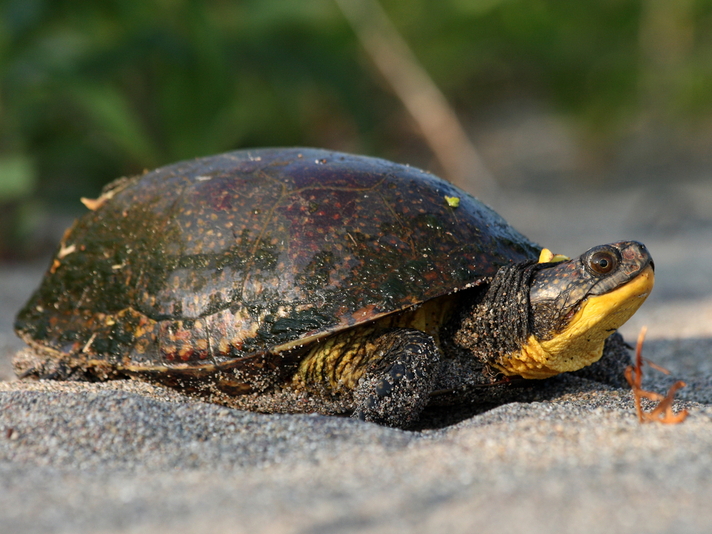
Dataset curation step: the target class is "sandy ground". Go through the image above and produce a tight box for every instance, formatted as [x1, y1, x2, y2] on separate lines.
[1, 184, 711, 534]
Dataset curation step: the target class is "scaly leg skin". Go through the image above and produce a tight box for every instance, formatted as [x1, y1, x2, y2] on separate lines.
[13, 348, 85, 380]
[13, 347, 118, 381]
[352, 329, 441, 428]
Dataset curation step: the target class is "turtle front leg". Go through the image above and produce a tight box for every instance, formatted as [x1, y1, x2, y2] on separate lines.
[352, 329, 441, 427]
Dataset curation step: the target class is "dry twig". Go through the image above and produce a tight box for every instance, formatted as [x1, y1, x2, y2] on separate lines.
[624, 326, 688, 424]
[334, 0, 497, 196]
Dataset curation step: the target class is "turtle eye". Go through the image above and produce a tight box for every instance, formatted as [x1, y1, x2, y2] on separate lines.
[589, 250, 617, 275]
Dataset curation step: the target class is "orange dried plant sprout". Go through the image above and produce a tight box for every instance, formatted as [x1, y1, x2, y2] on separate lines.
[624, 326, 688, 424]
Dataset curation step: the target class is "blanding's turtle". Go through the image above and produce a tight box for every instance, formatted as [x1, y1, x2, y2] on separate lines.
[14, 148, 654, 427]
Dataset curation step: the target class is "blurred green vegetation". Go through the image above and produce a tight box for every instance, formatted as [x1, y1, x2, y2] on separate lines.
[1, 0, 712, 257]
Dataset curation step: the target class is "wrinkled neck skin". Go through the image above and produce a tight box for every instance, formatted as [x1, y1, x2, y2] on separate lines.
[451, 261, 543, 376]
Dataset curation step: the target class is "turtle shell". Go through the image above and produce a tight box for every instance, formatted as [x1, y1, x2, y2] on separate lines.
[15, 148, 539, 374]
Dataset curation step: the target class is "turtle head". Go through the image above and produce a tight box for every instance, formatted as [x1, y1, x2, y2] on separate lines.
[496, 241, 654, 378]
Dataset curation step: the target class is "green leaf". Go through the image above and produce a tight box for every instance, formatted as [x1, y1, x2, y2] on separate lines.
[69, 84, 160, 168]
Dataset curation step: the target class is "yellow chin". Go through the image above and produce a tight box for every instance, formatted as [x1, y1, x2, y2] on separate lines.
[494, 265, 655, 379]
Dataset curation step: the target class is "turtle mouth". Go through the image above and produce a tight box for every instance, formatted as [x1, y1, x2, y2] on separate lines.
[632, 264, 654, 297]
[562, 263, 655, 344]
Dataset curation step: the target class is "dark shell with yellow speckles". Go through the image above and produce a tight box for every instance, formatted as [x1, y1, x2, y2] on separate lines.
[15, 148, 539, 381]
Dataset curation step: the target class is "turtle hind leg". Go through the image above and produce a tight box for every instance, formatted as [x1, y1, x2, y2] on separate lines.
[12, 347, 119, 382]
[352, 329, 441, 428]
